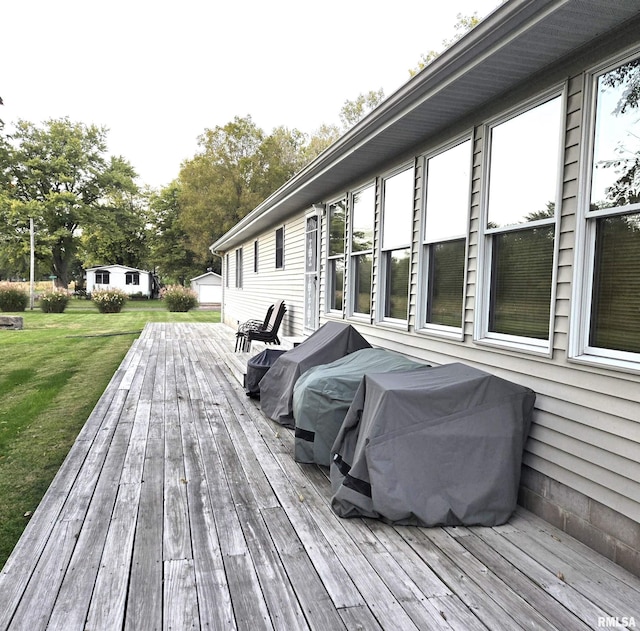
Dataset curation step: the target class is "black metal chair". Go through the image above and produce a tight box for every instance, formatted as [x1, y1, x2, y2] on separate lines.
[235, 304, 274, 352]
[239, 300, 286, 352]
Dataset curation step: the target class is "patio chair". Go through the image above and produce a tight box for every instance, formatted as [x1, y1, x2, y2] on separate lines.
[244, 300, 286, 352]
[237, 300, 286, 352]
[235, 304, 274, 351]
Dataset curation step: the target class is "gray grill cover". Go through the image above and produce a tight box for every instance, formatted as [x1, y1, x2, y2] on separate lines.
[246, 348, 287, 398]
[260, 322, 371, 427]
[330, 363, 536, 526]
[293, 348, 423, 466]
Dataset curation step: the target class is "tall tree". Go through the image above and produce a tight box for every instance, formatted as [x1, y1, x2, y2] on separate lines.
[598, 57, 640, 208]
[147, 181, 201, 283]
[0, 118, 140, 287]
[410, 13, 480, 76]
[339, 89, 386, 130]
[178, 115, 306, 263]
[80, 175, 149, 269]
[302, 123, 342, 163]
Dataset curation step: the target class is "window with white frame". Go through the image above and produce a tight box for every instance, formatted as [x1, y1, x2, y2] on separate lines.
[576, 52, 640, 363]
[479, 95, 562, 348]
[254, 240, 259, 273]
[327, 199, 346, 312]
[380, 166, 414, 322]
[235, 248, 243, 288]
[349, 184, 375, 316]
[422, 139, 471, 331]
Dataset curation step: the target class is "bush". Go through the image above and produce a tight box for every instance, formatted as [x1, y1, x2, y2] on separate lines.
[160, 285, 199, 312]
[0, 284, 29, 312]
[39, 289, 71, 313]
[92, 288, 128, 313]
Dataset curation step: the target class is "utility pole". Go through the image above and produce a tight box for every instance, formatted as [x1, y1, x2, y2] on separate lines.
[29, 217, 35, 310]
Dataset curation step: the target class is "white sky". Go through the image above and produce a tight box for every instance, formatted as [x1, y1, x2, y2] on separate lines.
[2, 0, 501, 189]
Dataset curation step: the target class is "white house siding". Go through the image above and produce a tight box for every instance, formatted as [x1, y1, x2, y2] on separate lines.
[212, 9, 640, 573]
[222, 216, 306, 337]
[318, 210, 327, 316]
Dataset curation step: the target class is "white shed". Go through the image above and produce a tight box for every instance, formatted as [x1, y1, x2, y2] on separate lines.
[190, 271, 222, 304]
[85, 265, 154, 298]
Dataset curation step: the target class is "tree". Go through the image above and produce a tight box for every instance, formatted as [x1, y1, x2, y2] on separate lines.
[178, 116, 307, 263]
[339, 89, 386, 131]
[0, 118, 140, 287]
[147, 181, 201, 283]
[598, 57, 640, 208]
[253, 125, 309, 196]
[410, 13, 480, 76]
[80, 175, 149, 270]
[302, 123, 342, 163]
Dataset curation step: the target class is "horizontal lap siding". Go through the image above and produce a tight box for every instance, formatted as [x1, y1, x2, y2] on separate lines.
[465, 135, 484, 341]
[342, 315, 640, 525]
[318, 67, 640, 525]
[222, 216, 306, 337]
[319, 208, 327, 317]
[370, 184, 382, 325]
[408, 158, 421, 330]
[219, 47, 640, 530]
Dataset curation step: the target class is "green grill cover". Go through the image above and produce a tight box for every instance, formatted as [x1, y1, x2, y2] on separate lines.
[293, 348, 423, 466]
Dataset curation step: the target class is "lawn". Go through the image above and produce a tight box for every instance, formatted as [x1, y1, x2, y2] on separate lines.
[0, 299, 220, 568]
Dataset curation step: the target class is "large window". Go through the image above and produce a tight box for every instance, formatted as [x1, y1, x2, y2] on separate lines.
[422, 139, 471, 331]
[481, 95, 562, 347]
[381, 166, 414, 321]
[327, 199, 346, 312]
[349, 184, 375, 316]
[576, 53, 640, 364]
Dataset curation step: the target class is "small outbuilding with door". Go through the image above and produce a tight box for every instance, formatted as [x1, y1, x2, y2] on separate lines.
[190, 271, 222, 305]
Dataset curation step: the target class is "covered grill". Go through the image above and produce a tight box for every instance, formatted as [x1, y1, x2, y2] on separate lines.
[330, 363, 536, 526]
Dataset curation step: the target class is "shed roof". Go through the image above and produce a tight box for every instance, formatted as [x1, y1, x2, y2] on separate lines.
[190, 271, 222, 282]
[211, 0, 640, 253]
[85, 265, 150, 273]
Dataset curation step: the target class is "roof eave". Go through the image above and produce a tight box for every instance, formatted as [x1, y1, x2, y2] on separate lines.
[210, 0, 638, 252]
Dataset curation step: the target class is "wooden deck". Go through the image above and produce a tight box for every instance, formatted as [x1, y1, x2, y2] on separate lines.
[1, 322, 639, 630]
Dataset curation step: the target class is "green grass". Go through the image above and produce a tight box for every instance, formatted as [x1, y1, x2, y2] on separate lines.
[0, 299, 219, 568]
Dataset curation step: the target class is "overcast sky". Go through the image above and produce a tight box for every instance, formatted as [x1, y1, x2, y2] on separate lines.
[3, 0, 501, 189]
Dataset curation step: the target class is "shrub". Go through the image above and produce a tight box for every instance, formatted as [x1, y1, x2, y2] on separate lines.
[92, 288, 128, 313]
[0, 284, 29, 312]
[39, 289, 71, 313]
[160, 285, 199, 312]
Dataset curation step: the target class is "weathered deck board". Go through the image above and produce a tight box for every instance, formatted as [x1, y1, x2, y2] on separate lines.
[1, 322, 640, 630]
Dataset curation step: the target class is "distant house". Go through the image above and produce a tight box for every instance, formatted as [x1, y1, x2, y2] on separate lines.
[190, 271, 222, 304]
[85, 265, 156, 298]
[210, 1, 640, 575]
